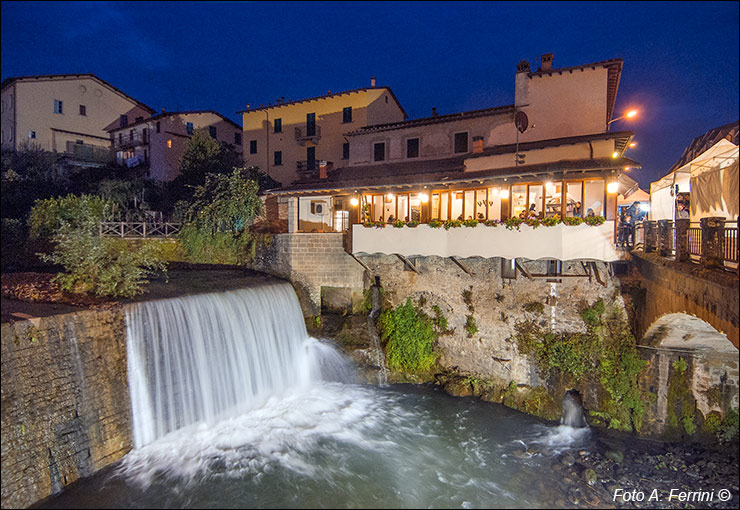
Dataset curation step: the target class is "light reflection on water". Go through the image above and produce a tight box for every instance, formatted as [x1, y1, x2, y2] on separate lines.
[37, 383, 598, 509]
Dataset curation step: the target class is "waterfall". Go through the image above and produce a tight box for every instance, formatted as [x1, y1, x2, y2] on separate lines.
[125, 282, 350, 448]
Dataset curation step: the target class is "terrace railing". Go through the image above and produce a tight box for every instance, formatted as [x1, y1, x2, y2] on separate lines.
[628, 217, 738, 272]
[99, 221, 181, 239]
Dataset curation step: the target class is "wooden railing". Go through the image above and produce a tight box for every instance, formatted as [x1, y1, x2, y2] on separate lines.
[99, 221, 181, 239]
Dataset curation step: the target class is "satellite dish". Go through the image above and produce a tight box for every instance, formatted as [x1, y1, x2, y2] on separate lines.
[515, 111, 529, 133]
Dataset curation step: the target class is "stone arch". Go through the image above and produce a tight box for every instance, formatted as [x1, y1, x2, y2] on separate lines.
[640, 313, 738, 436]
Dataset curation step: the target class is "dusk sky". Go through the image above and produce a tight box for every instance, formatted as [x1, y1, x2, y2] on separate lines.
[2, 1, 738, 188]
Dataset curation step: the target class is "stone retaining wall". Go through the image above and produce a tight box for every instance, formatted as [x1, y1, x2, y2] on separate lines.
[1, 308, 132, 509]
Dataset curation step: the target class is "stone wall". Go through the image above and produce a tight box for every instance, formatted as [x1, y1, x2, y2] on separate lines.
[358, 255, 619, 391]
[1, 308, 132, 509]
[627, 252, 739, 347]
[249, 233, 365, 316]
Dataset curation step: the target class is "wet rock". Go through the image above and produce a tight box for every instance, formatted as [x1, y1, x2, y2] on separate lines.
[605, 449, 624, 464]
[560, 454, 576, 466]
[584, 468, 597, 486]
[512, 449, 527, 459]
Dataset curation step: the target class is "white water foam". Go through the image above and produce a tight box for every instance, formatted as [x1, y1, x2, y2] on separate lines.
[125, 283, 352, 448]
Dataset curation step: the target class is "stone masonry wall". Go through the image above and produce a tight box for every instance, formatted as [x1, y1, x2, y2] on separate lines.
[1, 308, 132, 509]
[249, 233, 365, 316]
[359, 255, 620, 396]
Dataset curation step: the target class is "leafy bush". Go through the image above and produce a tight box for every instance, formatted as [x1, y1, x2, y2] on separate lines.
[40, 224, 166, 298]
[177, 224, 257, 265]
[428, 219, 443, 228]
[483, 219, 499, 227]
[503, 217, 523, 230]
[541, 216, 561, 227]
[363, 220, 386, 228]
[584, 215, 606, 226]
[29, 194, 111, 240]
[431, 304, 449, 333]
[464, 315, 478, 336]
[463, 219, 479, 227]
[377, 298, 437, 373]
[393, 219, 405, 228]
[562, 216, 583, 226]
[405, 220, 419, 227]
[443, 219, 462, 230]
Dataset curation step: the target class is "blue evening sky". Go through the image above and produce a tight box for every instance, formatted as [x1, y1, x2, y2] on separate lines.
[2, 1, 738, 188]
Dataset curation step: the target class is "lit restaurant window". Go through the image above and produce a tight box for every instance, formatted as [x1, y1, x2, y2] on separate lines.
[167, 139, 172, 148]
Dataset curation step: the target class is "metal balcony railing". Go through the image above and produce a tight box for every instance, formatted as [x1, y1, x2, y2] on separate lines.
[114, 131, 148, 149]
[65, 141, 113, 164]
[294, 124, 321, 142]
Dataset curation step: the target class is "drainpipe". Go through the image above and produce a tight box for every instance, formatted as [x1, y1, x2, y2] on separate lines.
[588, 141, 594, 159]
[265, 110, 270, 177]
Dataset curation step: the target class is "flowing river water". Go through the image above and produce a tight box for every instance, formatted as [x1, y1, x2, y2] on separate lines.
[34, 282, 738, 509]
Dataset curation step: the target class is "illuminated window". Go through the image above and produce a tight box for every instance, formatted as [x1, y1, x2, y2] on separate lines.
[167, 139, 172, 148]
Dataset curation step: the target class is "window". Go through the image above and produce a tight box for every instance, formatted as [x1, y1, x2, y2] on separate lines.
[135, 117, 143, 123]
[156, 121, 160, 133]
[28, 131, 36, 139]
[566, 181, 583, 217]
[374, 142, 385, 162]
[274, 118, 282, 133]
[342, 142, 350, 160]
[186, 122, 194, 135]
[167, 139, 172, 149]
[76, 139, 83, 145]
[120, 114, 128, 127]
[306, 113, 316, 137]
[274, 151, 282, 166]
[249, 140, 257, 154]
[234, 132, 242, 145]
[79, 105, 86, 116]
[583, 180, 605, 217]
[454, 132, 468, 153]
[142, 128, 148, 143]
[118, 133, 122, 144]
[407, 138, 419, 158]
[54, 100, 63, 114]
[209, 126, 217, 138]
[343, 106, 352, 123]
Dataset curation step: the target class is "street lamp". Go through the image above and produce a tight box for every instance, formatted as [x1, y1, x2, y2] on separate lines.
[608, 109, 638, 126]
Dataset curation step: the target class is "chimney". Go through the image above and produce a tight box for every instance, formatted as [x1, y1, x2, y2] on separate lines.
[472, 136, 484, 153]
[281, 96, 285, 103]
[161, 107, 165, 114]
[432, 107, 438, 117]
[319, 160, 332, 179]
[246, 104, 250, 110]
[370, 76, 376, 87]
[516, 60, 531, 73]
[541, 53, 554, 71]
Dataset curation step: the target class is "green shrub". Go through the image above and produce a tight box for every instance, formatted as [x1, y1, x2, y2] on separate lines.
[431, 305, 449, 333]
[583, 215, 606, 226]
[541, 216, 561, 227]
[464, 315, 478, 336]
[40, 225, 166, 298]
[428, 219, 443, 228]
[503, 217, 523, 230]
[177, 224, 260, 265]
[562, 216, 583, 226]
[462, 219, 479, 227]
[29, 194, 111, 240]
[377, 298, 437, 373]
[443, 219, 462, 230]
[393, 219, 405, 228]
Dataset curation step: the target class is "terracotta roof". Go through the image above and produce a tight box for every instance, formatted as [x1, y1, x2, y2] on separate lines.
[1, 73, 155, 113]
[345, 104, 516, 136]
[237, 86, 407, 119]
[669, 121, 739, 172]
[270, 155, 640, 195]
[466, 130, 635, 159]
[106, 110, 241, 132]
[524, 58, 623, 126]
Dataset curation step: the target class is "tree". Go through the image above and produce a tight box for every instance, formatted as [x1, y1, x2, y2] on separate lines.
[177, 128, 242, 185]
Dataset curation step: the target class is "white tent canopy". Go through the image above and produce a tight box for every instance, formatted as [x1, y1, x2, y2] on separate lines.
[650, 138, 739, 221]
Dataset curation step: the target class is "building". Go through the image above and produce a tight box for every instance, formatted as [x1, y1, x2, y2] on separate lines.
[264, 54, 639, 263]
[107, 110, 243, 181]
[240, 80, 407, 188]
[0, 73, 154, 166]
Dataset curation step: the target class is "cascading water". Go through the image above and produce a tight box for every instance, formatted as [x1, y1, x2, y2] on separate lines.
[125, 282, 351, 448]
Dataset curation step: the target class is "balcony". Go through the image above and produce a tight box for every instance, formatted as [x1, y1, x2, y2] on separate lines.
[64, 141, 113, 165]
[352, 221, 620, 261]
[114, 131, 148, 149]
[294, 124, 321, 144]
